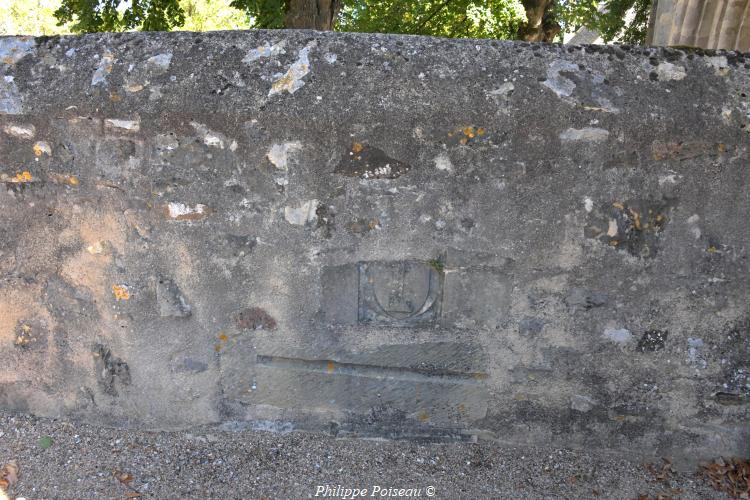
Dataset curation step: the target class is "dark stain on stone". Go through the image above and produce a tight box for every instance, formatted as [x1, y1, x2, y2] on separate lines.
[316, 203, 335, 238]
[460, 217, 475, 230]
[156, 278, 192, 318]
[235, 307, 277, 331]
[509, 366, 553, 383]
[637, 330, 668, 352]
[714, 392, 749, 405]
[2, 181, 34, 194]
[565, 287, 608, 310]
[519, 316, 545, 336]
[714, 316, 750, 398]
[585, 199, 673, 259]
[604, 148, 640, 169]
[337, 405, 473, 442]
[171, 357, 208, 374]
[348, 217, 379, 234]
[335, 143, 411, 179]
[93, 344, 131, 396]
[221, 234, 256, 258]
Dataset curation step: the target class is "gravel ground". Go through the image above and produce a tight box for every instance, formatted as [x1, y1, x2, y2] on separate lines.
[0, 411, 727, 499]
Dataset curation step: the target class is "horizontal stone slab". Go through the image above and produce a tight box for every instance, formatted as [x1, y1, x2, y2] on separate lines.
[0, 30, 749, 460]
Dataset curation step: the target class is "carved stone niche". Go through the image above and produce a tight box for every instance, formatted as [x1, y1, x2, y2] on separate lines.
[357, 260, 443, 327]
[320, 257, 510, 330]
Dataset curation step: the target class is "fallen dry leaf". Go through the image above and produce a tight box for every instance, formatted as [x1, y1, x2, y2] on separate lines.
[646, 457, 675, 484]
[114, 471, 133, 485]
[0, 460, 18, 491]
[700, 457, 750, 498]
[113, 470, 142, 497]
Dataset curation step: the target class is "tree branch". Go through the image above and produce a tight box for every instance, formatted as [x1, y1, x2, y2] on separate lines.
[415, 0, 456, 33]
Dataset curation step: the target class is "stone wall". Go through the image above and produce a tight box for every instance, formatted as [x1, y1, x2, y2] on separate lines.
[650, 0, 750, 52]
[0, 31, 749, 460]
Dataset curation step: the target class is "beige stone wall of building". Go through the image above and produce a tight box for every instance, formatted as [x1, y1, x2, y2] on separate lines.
[650, 0, 750, 51]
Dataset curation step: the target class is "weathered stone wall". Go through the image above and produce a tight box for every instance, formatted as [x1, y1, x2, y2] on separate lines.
[0, 31, 748, 461]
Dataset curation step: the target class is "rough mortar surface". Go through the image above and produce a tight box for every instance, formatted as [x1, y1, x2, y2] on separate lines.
[0, 30, 749, 463]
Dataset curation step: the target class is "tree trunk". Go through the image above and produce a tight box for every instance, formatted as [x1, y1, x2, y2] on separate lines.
[517, 0, 560, 42]
[284, 0, 341, 30]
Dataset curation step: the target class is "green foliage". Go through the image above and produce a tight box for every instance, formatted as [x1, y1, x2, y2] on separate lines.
[427, 258, 445, 273]
[55, 0, 186, 32]
[228, 0, 284, 28]
[5, 0, 648, 46]
[0, 0, 72, 35]
[556, 0, 652, 44]
[338, 0, 527, 39]
[37, 436, 54, 449]
[179, 0, 251, 31]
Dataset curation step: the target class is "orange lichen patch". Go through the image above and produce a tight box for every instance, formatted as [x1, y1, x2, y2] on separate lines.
[215, 331, 229, 352]
[448, 125, 488, 145]
[629, 208, 642, 230]
[417, 410, 430, 422]
[14, 323, 32, 346]
[326, 360, 335, 374]
[33, 142, 52, 157]
[7, 171, 33, 183]
[49, 173, 79, 186]
[351, 142, 364, 154]
[112, 284, 130, 301]
[0, 287, 55, 383]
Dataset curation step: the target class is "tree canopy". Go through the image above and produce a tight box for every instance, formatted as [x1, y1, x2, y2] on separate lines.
[2, 0, 653, 45]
